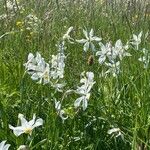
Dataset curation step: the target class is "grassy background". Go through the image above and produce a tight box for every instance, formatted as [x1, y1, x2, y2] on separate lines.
[0, 0, 150, 149]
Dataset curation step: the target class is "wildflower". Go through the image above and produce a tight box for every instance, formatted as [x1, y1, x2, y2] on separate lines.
[130, 31, 142, 50]
[108, 128, 124, 139]
[96, 40, 131, 64]
[55, 100, 68, 122]
[51, 82, 66, 92]
[112, 40, 131, 60]
[96, 42, 112, 64]
[9, 114, 43, 137]
[63, 26, 74, 43]
[0, 141, 10, 150]
[50, 53, 66, 79]
[76, 28, 101, 52]
[105, 61, 120, 77]
[24, 52, 50, 84]
[138, 48, 150, 69]
[17, 145, 29, 150]
[74, 72, 95, 110]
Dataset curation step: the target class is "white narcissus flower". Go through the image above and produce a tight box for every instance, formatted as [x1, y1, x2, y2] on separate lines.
[138, 48, 150, 69]
[9, 114, 43, 137]
[0, 141, 10, 150]
[96, 42, 112, 64]
[108, 128, 124, 139]
[55, 100, 68, 122]
[63, 26, 74, 43]
[105, 61, 120, 77]
[76, 28, 101, 52]
[50, 53, 66, 79]
[113, 40, 131, 60]
[74, 72, 95, 110]
[96, 40, 131, 64]
[130, 31, 142, 50]
[24, 52, 50, 84]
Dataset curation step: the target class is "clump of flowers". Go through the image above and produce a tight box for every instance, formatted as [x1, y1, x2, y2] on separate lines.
[24, 52, 50, 84]
[96, 40, 131, 77]
[9, 114, 43, 136]
[24, 46, 66, 91]
[74, 72, 95, 111]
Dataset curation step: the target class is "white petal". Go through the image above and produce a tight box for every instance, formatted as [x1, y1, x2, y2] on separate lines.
[82, 98, 88, 111]
[115, 39, 122, 48]
[108, 128, 120, 134]
[0, 141, 6, 149]
[138, 31, 143, 39]
[55, 100, 61, 111]
[133, 34, 138, 41]
[32, 118, 43, 128]
[59, 110, 68, 121]
[89, 28, 94, 38]
[31, 73, 40, 80]
[66, 26, 73, 35]
[83, 42, 89, 52]
[29, 114, 36, 126]
[90, 42, 95, 52]
[74, 96, 84, 108]
[76, 39, 87, 44]
[3, 144, 10, 150]
[91, 36, 101, 41]
[98, 56, 106, 64]
[9, 125, 24, 137]
[28, 53, 34, 61]
[18, 114, 29, 128]
[83, 29, 88, 39]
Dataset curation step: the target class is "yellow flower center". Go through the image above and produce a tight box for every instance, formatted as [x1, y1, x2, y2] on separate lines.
[24, 128, 32, 134]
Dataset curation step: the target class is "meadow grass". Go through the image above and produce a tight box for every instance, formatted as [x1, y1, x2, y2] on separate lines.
[0, 0, 150, 149]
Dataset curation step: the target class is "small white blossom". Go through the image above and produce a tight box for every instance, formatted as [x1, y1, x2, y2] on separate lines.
[105, 61, 120, 77]
[50, 53, 66, 79]
[76, 28, 101, 52]
[108, 128, 124, 139]
[96, 42, 112, 64]
[0, 141, 10, 150]
[63, 26, 74, 43]
[130, 31, 142, 50]
[17, 145, 29, 150]
[9, 114, 43, 137]
[138, 48, 150, 69]
[112, 40, 131, 60]
[74, 72, 95, 110]
[55, 100, 68, 122]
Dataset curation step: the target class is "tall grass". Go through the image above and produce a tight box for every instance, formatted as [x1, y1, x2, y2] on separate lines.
[0, 0, 150, 149]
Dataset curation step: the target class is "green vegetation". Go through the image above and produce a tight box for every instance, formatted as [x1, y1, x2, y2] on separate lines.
[0, 0, 150, 149]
